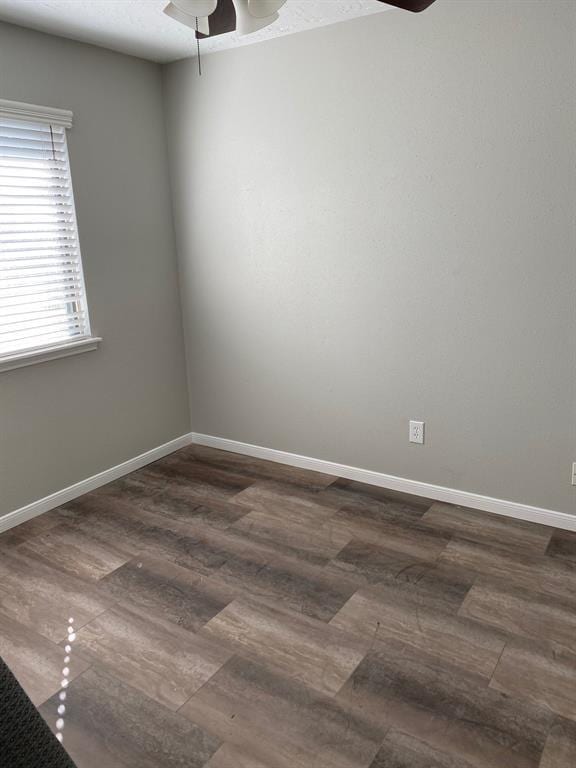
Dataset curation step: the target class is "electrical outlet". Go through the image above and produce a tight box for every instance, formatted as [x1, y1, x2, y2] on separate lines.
[572, 462, 576, 486]
[409, 420, 425, 444]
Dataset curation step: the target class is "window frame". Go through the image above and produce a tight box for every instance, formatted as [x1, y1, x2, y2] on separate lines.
[0, 98, 101, 373]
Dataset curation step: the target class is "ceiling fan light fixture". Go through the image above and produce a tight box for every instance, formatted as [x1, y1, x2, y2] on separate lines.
[172, 0, 218, 17]
[246, 0, 287, 19]
[164, 2, 210, 33]
[232, 0, 278, 35]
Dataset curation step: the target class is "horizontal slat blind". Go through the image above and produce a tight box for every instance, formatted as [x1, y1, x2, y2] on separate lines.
[0, 117, 91, 357]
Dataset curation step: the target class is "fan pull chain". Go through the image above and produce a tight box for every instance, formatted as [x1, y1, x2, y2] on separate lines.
[196, 16, 202, 76]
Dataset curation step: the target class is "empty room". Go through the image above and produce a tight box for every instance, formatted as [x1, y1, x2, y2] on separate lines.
[0, 0, 574, 766]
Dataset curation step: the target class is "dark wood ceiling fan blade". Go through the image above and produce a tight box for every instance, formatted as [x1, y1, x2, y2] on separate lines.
[196, 0, 236, 38]
[377, 0, 437, 11]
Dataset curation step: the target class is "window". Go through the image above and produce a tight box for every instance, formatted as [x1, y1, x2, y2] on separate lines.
[0, 99, 99, 372]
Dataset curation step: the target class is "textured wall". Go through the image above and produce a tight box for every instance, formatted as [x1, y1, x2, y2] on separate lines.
[164, 0, 576, 514]
[0, 23, 190, 517]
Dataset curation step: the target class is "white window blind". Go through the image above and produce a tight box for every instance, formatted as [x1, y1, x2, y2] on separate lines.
[0, 109, 92, 361]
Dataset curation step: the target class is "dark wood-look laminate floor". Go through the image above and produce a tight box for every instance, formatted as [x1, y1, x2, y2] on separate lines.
[1, 445, 576, 767]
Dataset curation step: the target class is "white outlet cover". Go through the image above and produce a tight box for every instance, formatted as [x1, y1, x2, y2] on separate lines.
[409, 420, 425, 445]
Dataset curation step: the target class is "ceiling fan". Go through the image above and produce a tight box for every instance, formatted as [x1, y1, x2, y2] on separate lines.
[163, 0, 437, 40]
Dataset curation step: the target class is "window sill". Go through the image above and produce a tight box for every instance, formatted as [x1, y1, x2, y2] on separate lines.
[0, 337, 102, 373]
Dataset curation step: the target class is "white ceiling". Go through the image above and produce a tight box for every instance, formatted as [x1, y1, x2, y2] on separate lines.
[0, 1, 390, 63]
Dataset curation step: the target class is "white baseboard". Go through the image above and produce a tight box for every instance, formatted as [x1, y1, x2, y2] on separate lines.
[191, 432, 576, 532]
[0, 434, 193, 535]
[3, 430, 574, 536]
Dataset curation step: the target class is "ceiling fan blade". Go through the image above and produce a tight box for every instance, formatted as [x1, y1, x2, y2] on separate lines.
[377, 0, 437, 11]
[172, 0, 217, 16]
[196, 0, 236, 38]
[164, 2, 210, 33]
[231, 0, 279, 35]
[247, 0, 287, 19]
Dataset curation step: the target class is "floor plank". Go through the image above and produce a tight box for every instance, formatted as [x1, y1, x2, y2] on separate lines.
[99, 554, 233, 632]
[94, 456, 253, 516]
[181, 654, 383, 768]
[146, 453, 256, 496]
[39, 666, 221, 768]
[546, 530, 576, 564]
[232, 482, 351, 562]
[439, 538, 576, 601]
[99, 475, 250, 529]
[491, 638, 576, 722]
[328, 539, 475, 602]
[72, 604, 231, 710]
[205, 744, 280, 768]
[16, 522, 132, 581]
[370, 730, 477, 768]
[0, 511, 63, 548]
[231, 480, 338, 521]
[337, 637, 553, 768]
[62, 495, 257, 574]
[211, 547, 361, 621]
[539, 719, 576, 768]
[422, 502, 553, 554]
[0, 612, 89, 706]
[0, 550, 111, 643]
[181, 444, 336, 489]
[200, 596, 365, 696]
[317, 478, 433, 513]
[328, 508, 450, 561]
[63, 497, 234, 574]
[459, 580, 576, 654]
[330, 581, 505, 679]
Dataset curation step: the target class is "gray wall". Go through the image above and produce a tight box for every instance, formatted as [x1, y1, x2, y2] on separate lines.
[164, 0, 576, 514]
[0, 23, 190, 518]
